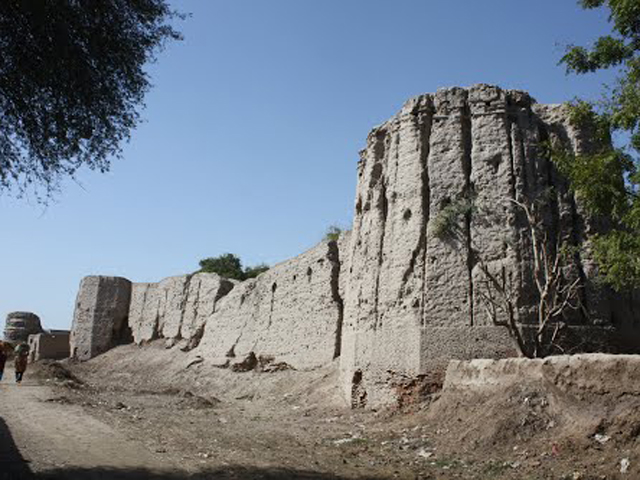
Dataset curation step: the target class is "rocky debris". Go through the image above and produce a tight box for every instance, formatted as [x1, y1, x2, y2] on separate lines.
[35, 361, 85, 390]
[258, 354, 294, 373]
[225, 352, 295, 373]
[230, 352, 258, 372]
[70, 276, 132, 361]
[340, 84, 640, 407]
[4, 311, 43, 344]
[177, 391, 220, 409]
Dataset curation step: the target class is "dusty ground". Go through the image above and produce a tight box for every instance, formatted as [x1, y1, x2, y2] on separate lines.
[2, 343, 640, 479]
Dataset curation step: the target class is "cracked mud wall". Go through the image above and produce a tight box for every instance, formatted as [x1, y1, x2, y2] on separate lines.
[341, 84, 640, 408]
[196, 238, 349, 370]
[71, 276, 132, 361]
[72, 236, 350, 367]
[341, 94, 434, 406]
[69, 84, 639, 405]
[128, 273, 235, 349]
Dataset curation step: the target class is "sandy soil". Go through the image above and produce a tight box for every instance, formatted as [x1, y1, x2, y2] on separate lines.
[2, 343, 640, 479]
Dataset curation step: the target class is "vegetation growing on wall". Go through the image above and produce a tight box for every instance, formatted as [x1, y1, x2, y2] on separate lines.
[198, 253, 269, 281]
[433, 193, 583, 358]
[431, 195, 475, 240]
[324, 225, 343, 242]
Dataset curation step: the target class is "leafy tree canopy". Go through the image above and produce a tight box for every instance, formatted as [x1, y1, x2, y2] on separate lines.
[0, 0, 182, 199]
[198, 253, 269, 281]
[557, 0, 640, 290]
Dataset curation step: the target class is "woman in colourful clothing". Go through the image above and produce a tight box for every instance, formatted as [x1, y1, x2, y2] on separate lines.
[14, 342, 29, 383]
[0, 341, 6, 381]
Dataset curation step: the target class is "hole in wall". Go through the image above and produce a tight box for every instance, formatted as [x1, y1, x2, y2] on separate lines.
[370, 163, 383, 187]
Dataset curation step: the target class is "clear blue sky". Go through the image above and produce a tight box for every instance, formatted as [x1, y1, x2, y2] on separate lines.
[0, 1, 617, 330]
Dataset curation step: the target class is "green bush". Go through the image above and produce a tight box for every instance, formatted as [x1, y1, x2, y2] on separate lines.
[198, 253, 269, 281]
[324, 225, 343, 242]
[432, 196, 475, 239]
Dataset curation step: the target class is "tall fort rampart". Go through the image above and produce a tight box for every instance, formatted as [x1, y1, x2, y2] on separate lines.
[70, 85, 640, 407]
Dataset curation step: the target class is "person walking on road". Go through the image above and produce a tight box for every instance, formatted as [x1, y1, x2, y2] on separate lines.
[0, 341, 7, 381]
[14, 342, 29, 383]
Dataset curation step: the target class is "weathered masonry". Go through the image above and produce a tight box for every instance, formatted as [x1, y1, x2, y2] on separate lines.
[28, 331, 71, 362]
[339, 84, 640, 406]
[71, 85, 640, 408]
[72, 236, 350, 372]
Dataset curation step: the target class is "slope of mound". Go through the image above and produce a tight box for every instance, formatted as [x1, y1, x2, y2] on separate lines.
[68, 341, 348, 411]
[29, 350, 640, 478]
[420, 354, 640, 478]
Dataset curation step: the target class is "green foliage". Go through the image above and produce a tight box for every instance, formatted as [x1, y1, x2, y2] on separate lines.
[198, 254, 244, 280]
[592, 231, 640, 290]
[550, 140, 634, 221]
[324, 225, 343, 242]
[566, 99, 613, 145]
[198, 253, 269, 281]
[432, 196, 475, 239]
[0, 1, 182, 199]
[557, 1, 640, 290]
[243, 264, 270, 279]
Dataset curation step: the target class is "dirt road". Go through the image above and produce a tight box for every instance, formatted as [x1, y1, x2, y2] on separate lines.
[0, 358, 401, 480]
[0, 366, 179, 479]
[4, 344, 637, 480]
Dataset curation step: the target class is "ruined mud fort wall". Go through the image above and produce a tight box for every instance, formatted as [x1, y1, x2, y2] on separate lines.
[71, 276, 131, 360]
[4, 311, 43, 344]
[72, 235, 351, 371]
[71, 85, 640, 407]
[340, 84, 640, 406]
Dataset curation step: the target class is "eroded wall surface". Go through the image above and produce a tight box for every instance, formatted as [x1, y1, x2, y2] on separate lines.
[71, 276, 131, 361]
[70, 236, 351, 368]
[340, 84, 640, 407]
[69, 85, 639, 408]
[28, 331, 70, 362]
[196, 238, 348, 370]
[128, 273, 235, 349]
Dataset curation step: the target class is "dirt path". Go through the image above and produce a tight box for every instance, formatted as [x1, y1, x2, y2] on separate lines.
[8, 345, 634, 480]
[0, 366, 177, 478]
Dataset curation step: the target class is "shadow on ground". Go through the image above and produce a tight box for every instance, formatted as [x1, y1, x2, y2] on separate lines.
[37, 467, 387, 480]
[0, 417, 34, 480]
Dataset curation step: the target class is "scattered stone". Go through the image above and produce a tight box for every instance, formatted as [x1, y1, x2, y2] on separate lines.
[621, 458, 630, 474]
[417, 449, 433, 459]
[177, 391, 220, 410]
[230, 352, 258, 372]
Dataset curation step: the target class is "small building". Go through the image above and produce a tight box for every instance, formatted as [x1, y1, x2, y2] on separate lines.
[28, 331, 70, 362]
